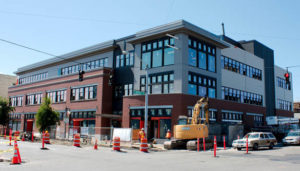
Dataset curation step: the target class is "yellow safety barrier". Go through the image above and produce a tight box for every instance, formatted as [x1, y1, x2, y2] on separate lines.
[0, 148, 14, 154]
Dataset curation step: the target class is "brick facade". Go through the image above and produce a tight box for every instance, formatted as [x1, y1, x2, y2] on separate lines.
[122, 94, 267, 133]
[8, 68, 114, 133]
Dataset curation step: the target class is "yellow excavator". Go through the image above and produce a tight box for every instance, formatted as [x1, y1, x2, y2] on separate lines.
[164, 97, 213, 150]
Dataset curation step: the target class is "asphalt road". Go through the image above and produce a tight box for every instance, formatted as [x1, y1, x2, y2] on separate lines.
[0, 139, 300, 171]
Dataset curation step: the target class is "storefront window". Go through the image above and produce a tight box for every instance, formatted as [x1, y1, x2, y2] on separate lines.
[160, 119, 171, 138]
[130, 120, 140, 129]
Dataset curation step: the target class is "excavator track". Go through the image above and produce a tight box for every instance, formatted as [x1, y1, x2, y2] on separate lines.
[164, 139, 213, 150]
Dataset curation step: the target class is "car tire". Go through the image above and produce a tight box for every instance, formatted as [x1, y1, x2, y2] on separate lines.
[237, 148, 241, 151]
[269, 143, 274, 149]
[253, 143, 258, 151]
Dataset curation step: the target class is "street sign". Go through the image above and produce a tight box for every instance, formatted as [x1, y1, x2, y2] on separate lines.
[133, 90, 145, 95]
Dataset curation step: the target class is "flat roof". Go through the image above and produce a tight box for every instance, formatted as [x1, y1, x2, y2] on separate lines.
[15, 20, 230, 75]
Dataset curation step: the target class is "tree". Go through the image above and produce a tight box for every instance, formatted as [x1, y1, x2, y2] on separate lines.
[0, 96, 14, 127]
[35, 97, 60, 132]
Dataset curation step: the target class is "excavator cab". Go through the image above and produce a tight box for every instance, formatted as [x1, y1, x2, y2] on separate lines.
[164, 97, 212, 150]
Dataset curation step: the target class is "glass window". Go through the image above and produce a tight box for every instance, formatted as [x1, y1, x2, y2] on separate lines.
[170, 74, 174, 81]
[164, 48, 174, 65]
[198, 86, 207, 97]
[116, 56, 120, 68]
[188, 48, 197, 67]
[208, 88, 216, 98]
[188, 84, 197, 95]
[142, 52, 151, 69]
[198, 51, 206, 70]
[157, 75, 162, 83]
[152, 49, 162, 67]
[208, 55, 215, 72]
[152, 85, 162, 94]
[153, 42, 157, 49]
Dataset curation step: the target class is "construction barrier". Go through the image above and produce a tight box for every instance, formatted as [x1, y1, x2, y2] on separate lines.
[11, 141, 21, 165]
[31, 131, 34, 142]
[246, 135, 249, 154]
[140, 138, 148, 152]
[73, 134, 80, 147]
[44, 132, 50, 144]
[9, 129, 12, 146]
[214, 136, 217, 157]
[197, 138, 200, 152]
[94, 139, 98, 150]
[203, 137, 206, 151]
[223, 135, 226, 150]
[112, 137, 120, 151]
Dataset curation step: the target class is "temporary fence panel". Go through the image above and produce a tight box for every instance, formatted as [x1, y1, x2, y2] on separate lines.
[113, 128, 132, 142]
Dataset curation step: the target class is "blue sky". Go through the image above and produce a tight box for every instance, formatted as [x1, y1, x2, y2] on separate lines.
[0, 0, 299, 100]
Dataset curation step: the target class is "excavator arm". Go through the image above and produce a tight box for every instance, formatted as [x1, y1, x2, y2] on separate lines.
[191, 97, 209, 125]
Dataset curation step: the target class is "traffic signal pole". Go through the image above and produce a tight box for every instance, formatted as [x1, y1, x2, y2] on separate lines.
[144, 65, 149, 137]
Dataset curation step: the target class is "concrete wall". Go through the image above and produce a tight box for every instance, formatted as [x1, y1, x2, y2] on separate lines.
[274, 65, 293, 109]
[221, 46, 265, 106]
[0, 74, 16, 98]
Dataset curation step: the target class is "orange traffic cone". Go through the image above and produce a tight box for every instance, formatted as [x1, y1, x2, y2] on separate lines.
[15, 141, 22, 163]
[94, 139, 98, 150]
[11, 141, 21, 164]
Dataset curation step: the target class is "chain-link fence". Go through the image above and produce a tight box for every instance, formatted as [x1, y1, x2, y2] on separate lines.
[50, 125, 117, 145]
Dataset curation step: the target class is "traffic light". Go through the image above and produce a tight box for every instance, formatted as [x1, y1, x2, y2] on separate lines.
[79, 70, 85, 82]
[284, 72, 290, 84]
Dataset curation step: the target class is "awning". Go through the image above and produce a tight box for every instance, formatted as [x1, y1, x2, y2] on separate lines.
[72, 118, 95, 122]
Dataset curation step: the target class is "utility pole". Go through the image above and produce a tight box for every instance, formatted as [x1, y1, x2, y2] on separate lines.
[144, 64, 149, 137]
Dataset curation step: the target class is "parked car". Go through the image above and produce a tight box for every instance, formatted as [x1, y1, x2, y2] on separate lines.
[282, 130, 300, 145]
[232, 132, 277, 150]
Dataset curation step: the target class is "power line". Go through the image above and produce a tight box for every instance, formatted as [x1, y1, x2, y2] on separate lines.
[0, 38, 81, 65]
[0, 10, 145, 26]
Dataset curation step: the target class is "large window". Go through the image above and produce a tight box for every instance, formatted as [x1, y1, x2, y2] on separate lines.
[187, 108, 217, 121]
[61, 58, 108, 76]
[222, 111, 243, 122]
[141, 52, 151, 69]
[18, 72, 48, 85]
[188, 48, 197, 67]
[26, 93, 43, 105]
[221, 56, 262, 80]
[221, 86, 263, 106]
[277, 77, 291, 90]
[188, 72, 216, 98]
[141, 37, 175, 69]
[71, 85, 97, 101]
[208, 55, 215, 72]
[10, 96, 23, 107]
[188, 37, 216, 72]
[115, 51, 134, 68]
[140, 72, 174, 94]
[47, 89, 67, 103]
[278, 99, 292, 111]
[164, 48, 174, 65]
